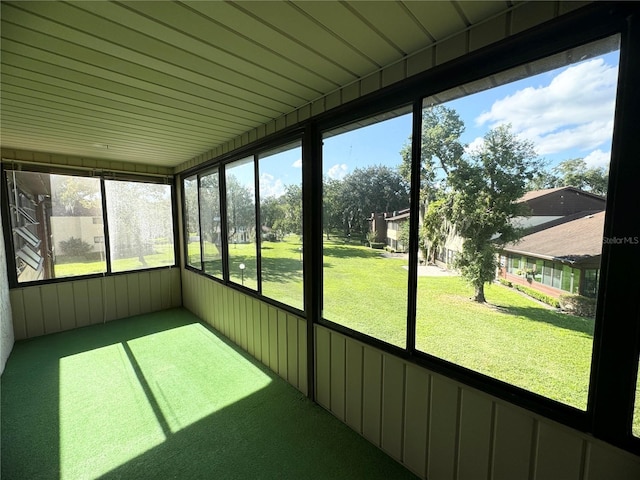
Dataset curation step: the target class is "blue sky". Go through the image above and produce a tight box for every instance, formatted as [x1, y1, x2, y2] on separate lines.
[245, 47, 619, 198]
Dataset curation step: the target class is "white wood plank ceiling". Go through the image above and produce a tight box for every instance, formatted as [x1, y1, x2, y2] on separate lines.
[1, 1, 512, 168]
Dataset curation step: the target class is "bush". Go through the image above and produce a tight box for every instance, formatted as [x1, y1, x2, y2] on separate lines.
[369, 242, 385, 249]
[512, 284, 561, 308]
[559, 294, 596, 319]
[59, 237, 93, 257]
[498, 278, 512, 288]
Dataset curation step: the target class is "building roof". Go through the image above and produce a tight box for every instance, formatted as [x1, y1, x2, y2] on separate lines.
[518, 186, 605, 204]
[502, 211, 604, 264]
[385, 208, 410, 222]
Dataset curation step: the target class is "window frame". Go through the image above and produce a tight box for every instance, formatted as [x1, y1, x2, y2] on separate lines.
[0, 161, 178, 288]
[179, 3, 640, 453]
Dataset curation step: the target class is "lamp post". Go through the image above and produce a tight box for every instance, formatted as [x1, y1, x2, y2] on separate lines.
[239, 263, 245, 286]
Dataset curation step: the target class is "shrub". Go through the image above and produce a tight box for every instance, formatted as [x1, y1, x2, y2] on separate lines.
[59, 237, 93, 257]
[512, 284, 561, 308]
[498, 278, 512, 288]
[559, 294, 597, 319]
[369, 242, 385, 249]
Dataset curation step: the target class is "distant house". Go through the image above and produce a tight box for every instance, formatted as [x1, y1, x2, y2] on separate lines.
[499, 211, 604, 298]
[369, 208, 410, 251]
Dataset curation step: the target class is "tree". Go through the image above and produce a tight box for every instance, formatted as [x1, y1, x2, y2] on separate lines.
[51, 175, 102, 216]
[446, 124, 539, 302]
[226, 175, 255, 244]
[527, 158, 609, 195]
[322, 177, 344, 240]
[422, 198, 449, 264]
[338, 165, 409, 239]
[274, 184, 302, 237]
[400, 106, 465, 203]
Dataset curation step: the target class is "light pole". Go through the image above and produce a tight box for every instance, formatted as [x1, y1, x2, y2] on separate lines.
[239, 263, 245, 286]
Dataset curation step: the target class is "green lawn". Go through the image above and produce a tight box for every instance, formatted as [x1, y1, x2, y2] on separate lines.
[47, 237, 640, 432]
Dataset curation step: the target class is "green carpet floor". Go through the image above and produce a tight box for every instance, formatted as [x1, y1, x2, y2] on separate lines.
[2, 308, 417, 479]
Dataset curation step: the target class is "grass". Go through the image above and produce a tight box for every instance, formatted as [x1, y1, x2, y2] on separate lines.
[45, 237, 640, 431]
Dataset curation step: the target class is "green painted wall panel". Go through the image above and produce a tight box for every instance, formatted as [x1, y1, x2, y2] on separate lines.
[330, 332, 346, 421]
[428, 376, 458, 480]
[277, 310, 287, 379]
[73, 280, 91, 328]
[493, 404, 534, 479]
[57, 282, 76, 332]
[362, 346, 382, 446]
[381, 354, 404, 461]
[457, 389, 492, 480]
[345, 339, 363, 433]
[23, 286, 45, 337]
[315, 326, 331, 409]
[40, 284, 61, 333]
[403, 364, 429, 478]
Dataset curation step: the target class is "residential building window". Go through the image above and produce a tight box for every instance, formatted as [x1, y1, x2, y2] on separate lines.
[322, 107, 412, 348]
[258, 141, 303, 310]
[199, 170, 223, 278]
[104, 180, 175, 273]
[225, 157, 258, 290]
[183, 174, 201, 270]
[5, 170, 107, 282]
[415, 36, 618, 410]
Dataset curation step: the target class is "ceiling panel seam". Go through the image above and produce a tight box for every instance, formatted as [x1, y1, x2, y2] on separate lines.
[227, 1, 362, 81]
[287, 1, 384, 69]
[168, 1, 332, 95]
[339, 1, 406, 56]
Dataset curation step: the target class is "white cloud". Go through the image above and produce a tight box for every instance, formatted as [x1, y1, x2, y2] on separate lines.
[465, 136, 485, 155]
[292, 158, 302, 168]
[583, 149, 610, 168]
[327, 163, 348, 180]
[475, 58, 617, 155]
[259, 173, 285, 198]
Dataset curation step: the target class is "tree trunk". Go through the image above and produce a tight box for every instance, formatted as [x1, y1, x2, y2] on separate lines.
[473, 284, 486, 303]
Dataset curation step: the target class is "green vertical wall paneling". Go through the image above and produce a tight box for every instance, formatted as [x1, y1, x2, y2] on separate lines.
[245, 296, 254, 355]
[535, 422, 584, 480]
[330, 332, 346, 421]
[277, 310, 288, 379]
[587, 442, 640, 480]
[428, 376, 459, 480]
[40, 283, 61, 333]
[87, 278, 104, 325]
[73, 280, 91, 328]
[23, 286, 45, 337]
[102, 276, 117, 321]
[381, 354, 405, 461]
[252, 299, 262, 360]
[268, 306, 278, 371]
[149, 272, 162, 312]
[492, 403, 534, 479]
[126, 274, 141, 317]
[138, 271, 151, 314]
[297, 317, 307, 396]
[362, 346, 383, 446]
[9, 290, 26, 340]
[403, 364, 429, 478]
[57, 282, 76, 332]
[171, 268, 181, 308]
[114, 275, 129, 319]
[239, 293, 248, 350]
[159, 268, 171, 310]
[233, 291, 241, 344]
[457, 389, 493, 480]
[260, 303, 269, 365]
[286, 314, 298, 387]
[315, 326, 331, 409]
[345, 339, 363, 433]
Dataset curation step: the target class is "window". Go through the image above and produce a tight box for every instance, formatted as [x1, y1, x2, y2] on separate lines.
[183, 174, 201, 269]
[415, 36, 618, 410]
[322, 108, 412, 348]
[258, 142, 303, 310]
[104, 180, 175, 273]
[225, 157, 257, 289]
[5, 170, 106, 282]
[199, 170, 223, 278]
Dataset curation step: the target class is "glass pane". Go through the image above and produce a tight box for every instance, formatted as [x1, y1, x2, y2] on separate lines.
[415, 35, 619, 409]
[105, 180, 175, 272]
[5, 170, 106, 282]
[226, 157, 257, 289]
[199, 170, 223, 278]
[183, 175, 201, 269]
[259, 142, 303, 310]
[322, 107, 412, 348]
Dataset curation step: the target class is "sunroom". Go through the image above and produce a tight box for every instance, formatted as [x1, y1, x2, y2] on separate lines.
[1, 2, 639, 479]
